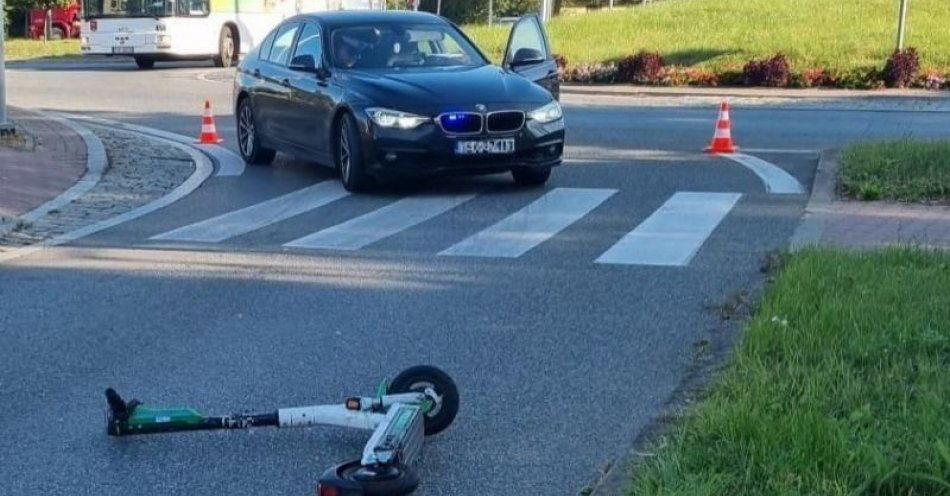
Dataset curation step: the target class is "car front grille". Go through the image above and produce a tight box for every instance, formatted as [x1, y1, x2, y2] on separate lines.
[438, 112, 483, 135]
[486, 111, 526, 133]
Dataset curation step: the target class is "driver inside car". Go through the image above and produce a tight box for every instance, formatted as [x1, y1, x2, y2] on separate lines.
[334, 38, 359, 68]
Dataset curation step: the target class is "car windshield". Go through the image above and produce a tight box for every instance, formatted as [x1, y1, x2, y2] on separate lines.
[330, 22, 485, 70]
[82, 0, 176, 18]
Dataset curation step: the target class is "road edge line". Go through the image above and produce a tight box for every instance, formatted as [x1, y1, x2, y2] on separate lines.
[0, 111, 107, 235]
[789, 149, 839, 250]
[722, 153, 806, 194]
[0, 128, 213, 264]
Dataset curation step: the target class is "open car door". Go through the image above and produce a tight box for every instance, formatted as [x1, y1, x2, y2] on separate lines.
[503, 14, 559, 100]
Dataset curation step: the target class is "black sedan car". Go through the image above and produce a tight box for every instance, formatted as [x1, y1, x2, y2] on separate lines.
[233, 10, 565, 192]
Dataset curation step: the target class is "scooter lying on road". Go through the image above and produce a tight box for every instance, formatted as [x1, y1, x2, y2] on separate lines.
[104, 365, 459, 496]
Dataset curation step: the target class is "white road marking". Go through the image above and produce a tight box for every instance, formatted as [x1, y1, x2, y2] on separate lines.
[723, 153, 805, 194]
[151, 181, 349, 242]
[741, 148, 819, 155]
[596, 192, 742, 266]
[439, 188, 617, 258]
[285, 194, 476, 251]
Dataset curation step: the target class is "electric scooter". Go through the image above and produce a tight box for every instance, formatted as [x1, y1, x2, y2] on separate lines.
[104, 365, 459, 496]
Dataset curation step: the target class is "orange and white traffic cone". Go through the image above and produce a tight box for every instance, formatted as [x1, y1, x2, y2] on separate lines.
[196, 100, 223, 145]
[704, 101, 738, 154]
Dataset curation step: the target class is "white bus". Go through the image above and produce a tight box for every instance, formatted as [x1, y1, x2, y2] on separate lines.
[80, 0, 384, 69]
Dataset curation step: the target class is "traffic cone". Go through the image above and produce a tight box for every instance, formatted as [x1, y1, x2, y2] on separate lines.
[705, 101, 738, 154]
[196, 100, 223, 144]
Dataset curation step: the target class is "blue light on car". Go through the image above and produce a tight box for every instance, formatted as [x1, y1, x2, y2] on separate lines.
[439, 113, 481, 134]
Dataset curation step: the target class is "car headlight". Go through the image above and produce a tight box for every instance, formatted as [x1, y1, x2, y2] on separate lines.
[366, 108, 430, 130]
[527, 101, 563, 123]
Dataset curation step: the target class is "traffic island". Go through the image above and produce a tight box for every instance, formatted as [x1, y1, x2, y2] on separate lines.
[0, 109, 88, 227]
[0, 111, 196, 253]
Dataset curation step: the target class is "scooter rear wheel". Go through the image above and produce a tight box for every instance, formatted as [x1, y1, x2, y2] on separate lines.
[389, 365, 459, 436]
[318, 459, 419, 496]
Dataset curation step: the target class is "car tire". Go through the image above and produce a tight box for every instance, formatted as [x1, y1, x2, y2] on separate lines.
[511, 166, 552, 187]
[134, 56, 155, 70]
[50, 27, 65, 40]
[337, 113, 373, 192]
[213, 26, 237, 68]
[236, 98, 276, 166]
[389, 365, 459, 436]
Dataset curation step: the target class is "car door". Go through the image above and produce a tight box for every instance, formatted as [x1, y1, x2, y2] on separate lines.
[502, 14, 559, 100]
[256, 21, 301, 144]
[285, 21, 334, 157]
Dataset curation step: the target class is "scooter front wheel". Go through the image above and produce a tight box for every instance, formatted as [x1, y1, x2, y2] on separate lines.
[389, 365, 459, 436]
[317, 459, 419, 496]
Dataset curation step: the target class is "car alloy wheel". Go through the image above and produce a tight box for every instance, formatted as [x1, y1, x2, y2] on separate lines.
[339, 119, 352, 183]
[236, 100, 274, 165]
[239, 103, 255, 158]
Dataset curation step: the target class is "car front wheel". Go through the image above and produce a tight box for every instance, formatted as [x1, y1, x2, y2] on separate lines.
[337, 113, 372, 192]
[237, 98, 275, 165]
[511, 166, 551, 187]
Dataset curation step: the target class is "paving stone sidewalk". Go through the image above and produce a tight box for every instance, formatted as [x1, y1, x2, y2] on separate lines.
[0, 125, 194, 249]
[792, 151, 950, 250]
[0, 109, 87, 221]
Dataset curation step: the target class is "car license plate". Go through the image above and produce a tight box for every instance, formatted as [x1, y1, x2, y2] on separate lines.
[455, 138, 515, 155]
[112, 46, 134, 54]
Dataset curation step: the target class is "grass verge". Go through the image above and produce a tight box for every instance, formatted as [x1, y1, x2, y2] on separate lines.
[628, 248, 950, 496]
[840, 140, 950, 203]
[466, 0, 950, 73]
[5, 39, 81, 61]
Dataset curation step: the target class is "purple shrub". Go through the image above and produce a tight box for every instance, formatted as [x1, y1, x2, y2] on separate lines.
[883, 48, 920, 88]
[742, 54, 791, 87]
[617, 51, 665, 84]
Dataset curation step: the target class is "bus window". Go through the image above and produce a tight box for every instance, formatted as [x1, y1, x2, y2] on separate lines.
[177, 0, 209, 16]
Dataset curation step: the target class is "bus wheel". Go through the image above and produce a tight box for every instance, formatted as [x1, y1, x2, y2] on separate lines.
[134, 56, 155, 70]
[214, 26, 237, 68]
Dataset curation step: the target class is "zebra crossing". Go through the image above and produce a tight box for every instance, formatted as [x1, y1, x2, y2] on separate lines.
[149, 183, 743, 267]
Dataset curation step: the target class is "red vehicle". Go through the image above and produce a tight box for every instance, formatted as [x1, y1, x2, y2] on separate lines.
[29, 2, 81, 39]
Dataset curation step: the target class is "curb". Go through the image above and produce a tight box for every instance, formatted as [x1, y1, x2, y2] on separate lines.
[0, 126, 214, 264]
[56, 112, 246, 177]
[789, 149, 840, 250]
[0, 111, 107, 236]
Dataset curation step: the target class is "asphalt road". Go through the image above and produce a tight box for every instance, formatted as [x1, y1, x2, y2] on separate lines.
[3, 58, 950, 496]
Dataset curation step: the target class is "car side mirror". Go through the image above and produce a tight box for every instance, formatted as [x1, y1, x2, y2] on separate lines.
[509, 48, 545, 69]
[289, 54, 317, 73]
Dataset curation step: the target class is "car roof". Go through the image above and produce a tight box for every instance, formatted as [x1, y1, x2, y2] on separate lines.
[293, 10, 446, 28]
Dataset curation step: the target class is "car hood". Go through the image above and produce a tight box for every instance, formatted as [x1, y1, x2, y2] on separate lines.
[338, 65, 552, 111]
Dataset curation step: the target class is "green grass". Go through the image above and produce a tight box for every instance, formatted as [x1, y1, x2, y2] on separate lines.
[4, 39, 81, 61]
[840, 140, 950, 203]
[628, 248, 950, 496]
[466, 0, 950, 72]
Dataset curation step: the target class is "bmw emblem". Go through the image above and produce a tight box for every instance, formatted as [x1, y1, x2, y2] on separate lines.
[475, 104, 487, 113]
